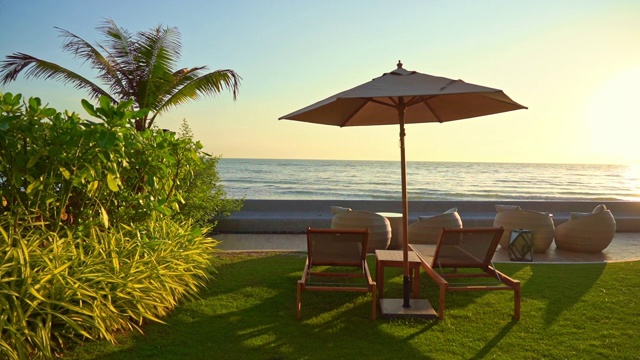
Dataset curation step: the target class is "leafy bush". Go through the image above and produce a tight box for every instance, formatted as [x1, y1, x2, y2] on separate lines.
[0, 216, 217, 359]
[0, 92, 240, 228]
[0, 92, 234, 358]
[0, 93, 175, 228]
[173, 120, 242, 228]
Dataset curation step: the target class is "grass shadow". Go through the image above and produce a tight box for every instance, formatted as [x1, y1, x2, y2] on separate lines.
[498, 262, 606, 326]
[64, 254, 640, 359]
[380, 262, 519, 320]
[70, 253, 434, 359]
[469, 320, 518, 359]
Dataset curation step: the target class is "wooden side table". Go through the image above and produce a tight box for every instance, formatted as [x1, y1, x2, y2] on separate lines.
[375, 249, 422, 299]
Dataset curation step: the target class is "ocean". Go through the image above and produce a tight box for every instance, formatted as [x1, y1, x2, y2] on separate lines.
[217, 159, 640, 202]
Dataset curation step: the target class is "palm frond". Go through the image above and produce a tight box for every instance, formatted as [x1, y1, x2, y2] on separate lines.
[147, 66, 206, 111]
[148, 69, 241, 127]
[95, 19, 137, 99]
[94, 42, 135, 101]
[137, 24, 182, 67]
[0, 53, 114, 101]
[96, 19, 135, 66]
[134, 25, 182, 111]
[56, 25, 127, 99]
[1, 18, 242, 131]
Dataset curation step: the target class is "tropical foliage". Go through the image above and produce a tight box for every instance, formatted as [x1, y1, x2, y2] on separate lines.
[173, 120, 243, 228]
[0, 19, 241, 131]
[0, 217, 216, 360]
[0, 92, 229, 359]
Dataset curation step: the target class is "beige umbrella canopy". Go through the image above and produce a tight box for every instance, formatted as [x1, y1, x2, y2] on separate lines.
[280, 61, 526, 315]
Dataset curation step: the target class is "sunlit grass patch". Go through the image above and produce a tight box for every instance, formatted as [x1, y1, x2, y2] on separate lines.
[65, 253, 640, 360]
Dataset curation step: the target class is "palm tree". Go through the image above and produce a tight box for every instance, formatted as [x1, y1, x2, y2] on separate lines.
[0, 19, 241, 131]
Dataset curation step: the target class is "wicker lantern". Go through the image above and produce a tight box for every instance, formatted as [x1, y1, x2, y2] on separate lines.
[509, 229, 533, 261]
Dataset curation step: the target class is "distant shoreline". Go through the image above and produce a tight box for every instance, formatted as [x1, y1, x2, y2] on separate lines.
[220, 157, 632, 167]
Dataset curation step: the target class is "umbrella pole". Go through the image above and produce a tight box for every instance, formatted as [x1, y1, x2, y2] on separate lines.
[377, 98, 436, 319]
[398, 101, 412, 308]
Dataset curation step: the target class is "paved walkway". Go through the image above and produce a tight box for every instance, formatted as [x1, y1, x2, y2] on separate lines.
[214, 232, 640, 263]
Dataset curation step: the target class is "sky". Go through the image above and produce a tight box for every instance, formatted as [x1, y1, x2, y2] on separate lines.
[1, 0, 640, 165]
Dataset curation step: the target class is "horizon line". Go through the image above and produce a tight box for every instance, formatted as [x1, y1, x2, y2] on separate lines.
[218, 157, 630, 167]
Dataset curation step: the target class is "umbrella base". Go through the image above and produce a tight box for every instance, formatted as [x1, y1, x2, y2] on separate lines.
[379, 298, 438, 319]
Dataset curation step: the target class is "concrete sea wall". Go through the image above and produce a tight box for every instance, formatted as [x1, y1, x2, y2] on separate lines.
[215, 200, 640, 233]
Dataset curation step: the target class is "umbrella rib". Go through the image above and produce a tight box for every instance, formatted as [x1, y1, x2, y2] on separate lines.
[339, 100, 370, 127]
[405, 96, 432, 107]
[371, 96, 423, 108]
[419, 98, 444, 123]
[369, 98, 397, 108]
[440, 79, 462, 91]
[403, 96, 421, 107]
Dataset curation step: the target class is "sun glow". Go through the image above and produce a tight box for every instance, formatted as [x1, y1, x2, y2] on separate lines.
[586, 67, 640, 165]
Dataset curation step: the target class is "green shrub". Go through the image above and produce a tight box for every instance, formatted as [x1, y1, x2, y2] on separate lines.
[0, 92, 231, 358]
[0, 92, 241, 230]
[173, 120, 243, 228]
[0, 93, 170, 228]
[0, 215, 217, 359]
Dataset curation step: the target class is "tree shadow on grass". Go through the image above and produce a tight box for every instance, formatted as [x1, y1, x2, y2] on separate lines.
[497, 262, 606, 326]
[382, 264, 521, 321]
[469, 320, 518, 359]
[71, 253, 437, 360]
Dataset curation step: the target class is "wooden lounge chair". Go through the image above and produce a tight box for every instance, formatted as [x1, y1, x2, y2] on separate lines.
[410, 227, 521, 320]
[297, 228, 377, 320]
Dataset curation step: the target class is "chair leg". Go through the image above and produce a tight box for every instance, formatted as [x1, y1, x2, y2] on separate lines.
[411, 266, 420, 298]
[438, 285, 446, 320]
[514, 283, 521, 320]
[296, 281, 303, 320]
[371, 283, 377, 320]
[376, 258, 384, 299]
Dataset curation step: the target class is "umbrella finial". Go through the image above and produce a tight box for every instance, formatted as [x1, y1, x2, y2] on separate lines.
[397, 60, 403, 68]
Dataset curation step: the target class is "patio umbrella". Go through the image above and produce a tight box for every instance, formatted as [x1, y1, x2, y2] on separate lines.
[279, 61, 526, 316]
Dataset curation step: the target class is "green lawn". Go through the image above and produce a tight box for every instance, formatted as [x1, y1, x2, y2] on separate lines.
[66, 253, 640, 359]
